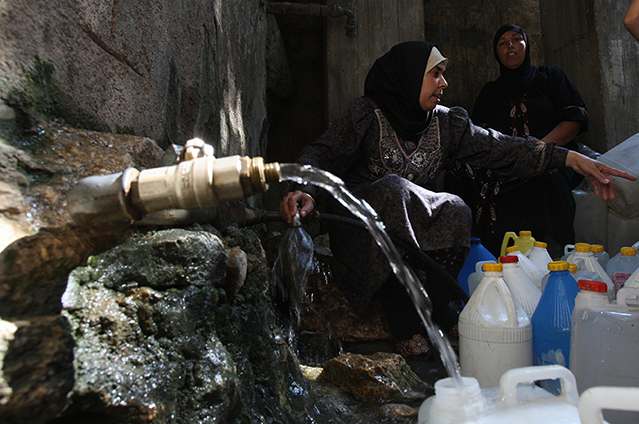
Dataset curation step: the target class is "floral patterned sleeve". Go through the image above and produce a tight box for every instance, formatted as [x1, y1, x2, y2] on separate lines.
[440, 106, 568, 177]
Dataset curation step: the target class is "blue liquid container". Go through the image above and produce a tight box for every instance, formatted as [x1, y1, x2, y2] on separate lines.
[457, 237, 497, 296]
[531, 261, 578, 395]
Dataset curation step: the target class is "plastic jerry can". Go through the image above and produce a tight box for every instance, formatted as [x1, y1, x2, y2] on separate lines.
[565, 243, 614, 300]
[528, 241, 553, 277]
[622, 264, 639, 288]
[500, 255, 541, 318]
[578, 386, 639, 424]
[505, 246, 546, 290]
[457, 237, 498, 297]
[501, 230, 535, 257]
[458, 262, 532, 388]
[570, 283, 639, 424]
[418, 365, 583, 424]
[590, 244, 609, 269]
[468, 259, 498, 297]
[606, 246, 639, 293]
[532, 261, 578, 395]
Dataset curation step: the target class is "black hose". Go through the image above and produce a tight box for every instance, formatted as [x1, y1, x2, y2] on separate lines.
[264, 210, 470, 303]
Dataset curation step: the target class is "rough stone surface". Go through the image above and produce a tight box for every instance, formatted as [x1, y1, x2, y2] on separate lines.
[0, 113, 164, 252]
[320, 352, 430, 404]
[0, 0, 272, 156]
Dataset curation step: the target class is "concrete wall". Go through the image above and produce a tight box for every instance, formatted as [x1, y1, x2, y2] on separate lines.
[423, 0, 543, 117]
[326, 0, 425, 123]
[537, 0, 602, 152]
[594, 0, 639, 150]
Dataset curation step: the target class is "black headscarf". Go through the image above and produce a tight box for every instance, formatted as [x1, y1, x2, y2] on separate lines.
[493, 24, 538, 97]
[364, 41, 437, 141]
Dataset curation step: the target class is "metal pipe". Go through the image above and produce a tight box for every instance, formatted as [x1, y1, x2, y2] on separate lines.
[67, 140, 281, 228]
[266, 2, 355, 37]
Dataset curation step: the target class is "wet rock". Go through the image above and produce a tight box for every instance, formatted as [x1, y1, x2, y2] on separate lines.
[319, 352, 430, 404]
[225, 246, 248, 297]
[0, 224, 133, 318]
[0, 118, 163, 252]
[380, 403, 419, 419]
[300, 258, 392, 343]
[0, 316, 74, 423]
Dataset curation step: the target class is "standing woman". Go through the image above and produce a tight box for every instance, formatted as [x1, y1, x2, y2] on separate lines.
[280, 41, 631, 356]
[446, 24, 590, 258]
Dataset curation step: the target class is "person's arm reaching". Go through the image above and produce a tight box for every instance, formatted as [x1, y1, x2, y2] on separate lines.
[565, 150, 637, 200]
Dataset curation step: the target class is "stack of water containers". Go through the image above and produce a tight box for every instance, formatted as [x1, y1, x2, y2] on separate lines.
[431, 233, 639, 424]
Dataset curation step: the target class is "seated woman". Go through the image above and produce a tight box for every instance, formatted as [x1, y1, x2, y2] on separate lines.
[279, 41, 632, 356]
[445, 24, 590, 258]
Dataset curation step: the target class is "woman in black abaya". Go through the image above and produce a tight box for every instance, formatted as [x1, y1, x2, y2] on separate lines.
[445, 24, 589, 258]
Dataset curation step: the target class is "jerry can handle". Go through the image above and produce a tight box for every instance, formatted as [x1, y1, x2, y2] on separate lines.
[616, 287, 639, 308]
[564, 244, 575, 256]
[500, 365, 579, 407]
[500, 231, 517, 257]
[578, 386, 639, 424]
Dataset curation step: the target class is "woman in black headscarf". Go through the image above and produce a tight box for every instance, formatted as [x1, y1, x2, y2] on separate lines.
[446, 24, 589, 258]
[279, 41, 629, 356]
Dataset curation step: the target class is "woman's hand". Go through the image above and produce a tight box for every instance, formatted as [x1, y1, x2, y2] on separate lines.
[279, 190, 315, 224]
[566, 151, 637, 200]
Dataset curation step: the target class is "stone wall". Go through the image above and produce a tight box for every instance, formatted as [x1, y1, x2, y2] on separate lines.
[423, 0, 543, 117]
[539, 0, 639, 151]
[0, 0, 272, 157]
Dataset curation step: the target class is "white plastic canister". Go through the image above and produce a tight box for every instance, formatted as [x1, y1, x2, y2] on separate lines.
[467, 260, 497, 297]
[570, 285, 639, 424]
[458, 263, 532, 388]
[500, 255, 541, 318]
[528, 241, 553, 277]
[505, 246, 546, 290]
[606, 246, 639, 292]
[565, 243, 614, 300]
[418, 365, 583, 424]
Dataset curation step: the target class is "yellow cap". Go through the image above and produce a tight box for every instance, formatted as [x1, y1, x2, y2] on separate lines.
[621, 247, 638, 256]
[590, 244, 604, 253]
[548, 261, 569, 271]
[568, 263, 578, 273]
[505, 246, 520, 254]
[574, 243, 591, 253]
[520, 230, 532, 236]
[534, 241, 547, 248]
[483, 263, 503, 272]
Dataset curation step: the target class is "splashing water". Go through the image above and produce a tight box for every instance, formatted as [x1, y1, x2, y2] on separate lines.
[273, 211, 315, 332]
[280, 163, 466, 391]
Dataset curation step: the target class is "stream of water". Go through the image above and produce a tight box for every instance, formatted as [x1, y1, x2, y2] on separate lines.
[279, 163, 466, 395]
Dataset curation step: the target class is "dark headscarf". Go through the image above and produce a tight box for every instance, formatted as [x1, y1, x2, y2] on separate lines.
[493, 24, 538, 97]
[364, 41, 438, 141]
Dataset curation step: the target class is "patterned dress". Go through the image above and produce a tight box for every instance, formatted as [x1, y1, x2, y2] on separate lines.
[446, 66, 589, 258]
[295, 96, 567, 326]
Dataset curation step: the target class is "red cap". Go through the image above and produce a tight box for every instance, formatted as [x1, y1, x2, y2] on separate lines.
[500, 255, 518, 263]
[578, 280, 607, 293]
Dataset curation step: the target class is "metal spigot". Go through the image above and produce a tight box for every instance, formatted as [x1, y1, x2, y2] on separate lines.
[67, 139, 281, 227]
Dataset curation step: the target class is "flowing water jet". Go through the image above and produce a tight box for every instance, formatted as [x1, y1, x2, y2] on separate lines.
[279, 163, 465, 388]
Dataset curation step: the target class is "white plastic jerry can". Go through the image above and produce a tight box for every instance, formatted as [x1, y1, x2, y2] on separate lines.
[458, 263, 532, 388]
[419, 365, 583, 424]
[578, 386, 639, 424]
